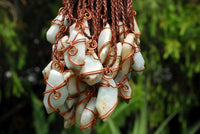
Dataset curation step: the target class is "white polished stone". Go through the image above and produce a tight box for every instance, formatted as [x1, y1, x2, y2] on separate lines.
[80, 97, 97, 134]
[64, 107, 75, 128]
[133, 16, 141, 37]
[118, 21, 128, 42]
[75, 93, 89, 124]
[121, 33, 135, 75]
[81, 97, 96, 125]
[114, 71, 132, 99]
[64, 31, 87, 72]
[80, 54, 103, 86]
[46, 14, 68, 44]
[106, 42, 122, 78]
[42, 61, 52, 79]
[67, 76, 88, 96]
[98, 23, 112, 63]
[96, 79, 118, 121]
[132, 44, 145, 73]
[43, 70, 68, 114]
[66, 97, 78, 109]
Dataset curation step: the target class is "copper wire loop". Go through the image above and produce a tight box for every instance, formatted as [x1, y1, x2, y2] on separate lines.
[44, 0, 145, 130]
[116, 76, 132, 99]
[117, 76, 129, 91]
[51, 60, 64, 73]
[103, 66, 114, 79]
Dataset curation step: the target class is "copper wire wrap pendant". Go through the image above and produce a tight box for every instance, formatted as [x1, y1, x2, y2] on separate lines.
[42, 0, 145, 133]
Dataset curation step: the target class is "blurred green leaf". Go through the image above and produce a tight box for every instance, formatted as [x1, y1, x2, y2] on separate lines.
[188, 121, 200, 134]
[154, 110, 179, 134]
[31, 93, 49, 134]
[139, 100, 147, 134]
[108, 118, 121, 134]
[132, 115, 140, 134]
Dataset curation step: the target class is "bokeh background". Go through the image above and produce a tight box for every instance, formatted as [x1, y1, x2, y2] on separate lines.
[0, 0, 200, 134]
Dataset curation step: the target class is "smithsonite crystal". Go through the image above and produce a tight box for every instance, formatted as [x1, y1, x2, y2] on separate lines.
[75, 93, 89, 124]
[80, 97, 97, 134]
[64, 107, 75, 128]
[80, 54, 103, 86]
[46, 14, 68, 44]
[106, 42, 123, 78]
[43, 70, 68, 114]
[132, 44, 145, 73]
[114, 71, 132, 99]
[64, 31, 87, 72]
[98, 23, 112, 64]
[96, 79, 118, 122]
[67, 76, 88, 96]
[121, 33, 135, 75]
[42, 61, 52, 79]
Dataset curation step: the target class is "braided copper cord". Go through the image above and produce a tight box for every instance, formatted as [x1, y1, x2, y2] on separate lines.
[119, 0, 127, 37]
[76, 0, 87, 22]
[69, 1, 75, 24]
[115, 0, 120, 39]
[90, 0, 97, 40]
[63, 0, 74, 26]
[110, 0, 116, 45]
[95, 0, 103, 36]
[107, 0, 117, 68]
[82, 0, 87, 13]
[77, 0, 82, 19]
[102, 0, 108, 25]
[127, 0, 134, 33]
[123, 0, 127, 15]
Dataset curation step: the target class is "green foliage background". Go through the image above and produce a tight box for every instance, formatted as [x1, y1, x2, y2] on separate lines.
[0, 0, 200, 134]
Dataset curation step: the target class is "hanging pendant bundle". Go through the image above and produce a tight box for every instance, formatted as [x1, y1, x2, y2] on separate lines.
[42, 0, 145, 133]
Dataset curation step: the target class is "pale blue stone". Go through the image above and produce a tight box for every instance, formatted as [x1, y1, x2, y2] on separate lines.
[98, 23, 112, 63]
[96, 79, 118, 121]
[43, 70, 68, 114]
[46, 14, 68, 44]
[80, 54, 103, 86]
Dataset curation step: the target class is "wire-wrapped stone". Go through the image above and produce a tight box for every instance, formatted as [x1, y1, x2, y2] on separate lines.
[96, 78, 118, 122]
[43, 70, 68, 114]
